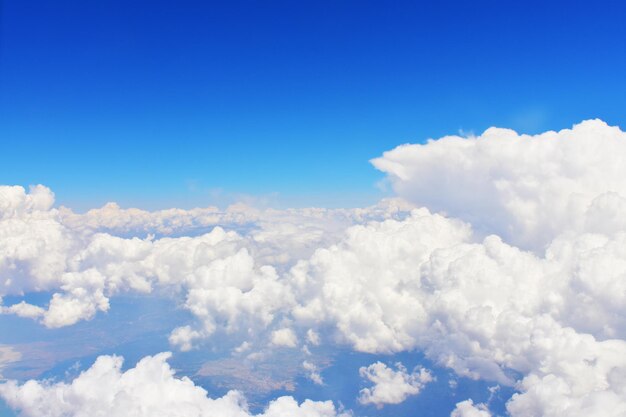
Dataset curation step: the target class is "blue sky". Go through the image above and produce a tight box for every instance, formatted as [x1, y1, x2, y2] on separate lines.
[2, 0, 626, 210]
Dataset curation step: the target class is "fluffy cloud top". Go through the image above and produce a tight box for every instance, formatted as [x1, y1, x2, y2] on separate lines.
[358, 362, 432, 406]
[372, 119, 626, 250]
[450, 400, 491, 417]
[0, 185, 76, 296]
[0, 352, 349, 417]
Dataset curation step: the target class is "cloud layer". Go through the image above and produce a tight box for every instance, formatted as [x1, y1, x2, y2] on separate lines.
[2, 120, 626, 416]
[0, 185, 411, 332]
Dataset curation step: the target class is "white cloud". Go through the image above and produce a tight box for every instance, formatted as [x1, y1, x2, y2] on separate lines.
[0, 301, 44, 319]
[0, 185, 76, 296]
[302, 361, 324, 385]
[168, 325, 204, 352]
[358, 362, 432, 406]
[271, 328, 298, 348]
[0, 185, 412, 335]
[58, 198, 414, 269]
[450, 400, 491, 417]
[289, 204, 626, 416]
[287, 120, 626, 416]
[291, 208, 474, 354]
[372, 119, 626, 250]
[0, 352, 350, 417]
[0, 188, 297, 336]
[0, 184, 54, 218]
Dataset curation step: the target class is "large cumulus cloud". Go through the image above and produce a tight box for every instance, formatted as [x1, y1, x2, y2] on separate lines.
[372, 119, 626, 250]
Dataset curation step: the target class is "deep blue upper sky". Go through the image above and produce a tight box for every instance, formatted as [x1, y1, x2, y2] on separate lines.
[1, 0, 625, 210]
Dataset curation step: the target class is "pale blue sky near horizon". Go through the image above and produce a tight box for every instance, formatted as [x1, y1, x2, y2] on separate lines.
[2, 0, 626, 210]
